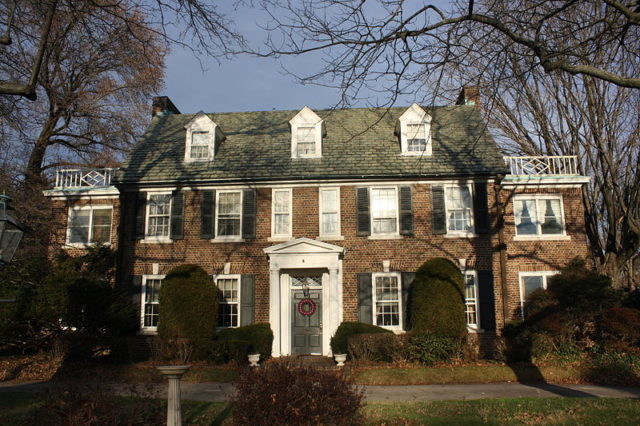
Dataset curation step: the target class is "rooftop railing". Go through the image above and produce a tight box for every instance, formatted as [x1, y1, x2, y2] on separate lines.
[504, 156, 579, 176]
[54, 168, 117, 189]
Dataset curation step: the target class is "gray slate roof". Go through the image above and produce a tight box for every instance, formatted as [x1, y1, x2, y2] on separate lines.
[116, 106, 507, 186]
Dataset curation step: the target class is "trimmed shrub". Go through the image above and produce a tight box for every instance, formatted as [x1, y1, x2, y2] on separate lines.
[330, 322, 392, 354]
[410, 258, 466, 338]
[217, 323, 273, 359]
[231, 358, 363, 425]
[404, 333, 459, 366]
[347, 333, 405, 363]
[193, 339, 252, 364]
[158, 264, 218, 342]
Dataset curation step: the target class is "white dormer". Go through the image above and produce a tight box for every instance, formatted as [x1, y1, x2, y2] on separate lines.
[184, 112, 224, 162]
[397, 103, 432, 156]
[289, 107, 324, 159]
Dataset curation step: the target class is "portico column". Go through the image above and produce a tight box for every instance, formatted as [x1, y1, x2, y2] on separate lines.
[329, 268, 341, 324]
[269, 268, 281, 357]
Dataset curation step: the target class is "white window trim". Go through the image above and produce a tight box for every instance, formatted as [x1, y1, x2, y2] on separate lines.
[401, 122, 432, 156]
[518, 271, 559, 314]
[142, 192, 172, 243]
[463, 270, 482, 332]
[513, 194, 567, 240]
[372, 272, 403, 332]
[214, 190, 244, 241]
[214, 274, 241, 329]
[65, 205, 113, 247]
[184, 114, 216, 162]
[369, 186, 400, 238]
[318, 187, 342, 239]
[140, 274, 165, 335]
[444, 184, 476, 238]
[270, 188, 293, 240]
[289, 107, 323, 159]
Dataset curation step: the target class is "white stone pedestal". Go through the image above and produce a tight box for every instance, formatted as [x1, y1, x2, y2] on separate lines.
[156, 365, 191, 426]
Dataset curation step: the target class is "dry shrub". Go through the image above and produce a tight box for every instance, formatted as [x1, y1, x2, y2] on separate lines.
[230, 358, 363, 425]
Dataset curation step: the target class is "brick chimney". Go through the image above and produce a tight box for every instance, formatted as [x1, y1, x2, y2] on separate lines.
[152, 96, 181, 117]
[455, 86, 480, 107]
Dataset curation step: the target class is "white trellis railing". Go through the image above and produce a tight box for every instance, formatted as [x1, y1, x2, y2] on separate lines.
[504, 156, 579, 176]
[55, 168, 117, 189]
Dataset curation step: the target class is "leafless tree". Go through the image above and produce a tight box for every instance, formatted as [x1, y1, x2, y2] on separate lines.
[0, 0, 244, 99]
[253, 0, 639, 106]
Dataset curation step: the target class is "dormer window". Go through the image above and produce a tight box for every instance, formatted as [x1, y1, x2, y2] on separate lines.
[398, 103, 432, 155]
[290, 107, 323, 159]
[184, 112, 224, 162]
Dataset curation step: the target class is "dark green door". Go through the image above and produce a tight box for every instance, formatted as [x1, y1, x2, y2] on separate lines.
[291, 289, 322, 354]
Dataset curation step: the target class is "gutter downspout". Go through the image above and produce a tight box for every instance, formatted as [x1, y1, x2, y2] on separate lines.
[494, 174, 509, 330]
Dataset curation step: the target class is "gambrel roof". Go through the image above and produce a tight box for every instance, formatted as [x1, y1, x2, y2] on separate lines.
[116, 105, 507, 186]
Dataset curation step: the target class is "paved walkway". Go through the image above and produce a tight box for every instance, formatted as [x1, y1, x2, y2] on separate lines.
[2, 381, 640, 402]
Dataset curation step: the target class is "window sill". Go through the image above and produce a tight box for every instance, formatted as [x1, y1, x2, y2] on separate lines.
[210, 237, 245, 243]
[367, 234, 403, 240]
[184, 157, 212, 163]
[400, 151, 432, 156]
[268, 236, 293, 242]
[513, 235, 571, 242]
[467, 326, 484, 333]
[65, 242, 111, 248]
[138, 329, 158, 335]
[317, 235, 345, 241]
[140, 238, 172, 244]
[444, 232, 477, 239]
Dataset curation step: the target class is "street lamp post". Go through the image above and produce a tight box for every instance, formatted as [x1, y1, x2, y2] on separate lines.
[0, 194, 24, 264]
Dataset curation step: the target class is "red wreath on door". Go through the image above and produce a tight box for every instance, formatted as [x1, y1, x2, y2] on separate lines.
[297, 298, 316, 316]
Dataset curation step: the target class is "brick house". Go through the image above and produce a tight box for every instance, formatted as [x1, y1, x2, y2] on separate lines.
[44, 89, 590, 357]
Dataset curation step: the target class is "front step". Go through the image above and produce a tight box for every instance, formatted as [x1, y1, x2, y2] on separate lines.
[290, 355, 337, 369]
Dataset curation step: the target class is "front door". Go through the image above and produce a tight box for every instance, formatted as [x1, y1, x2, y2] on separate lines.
[291, 278, 322, 354]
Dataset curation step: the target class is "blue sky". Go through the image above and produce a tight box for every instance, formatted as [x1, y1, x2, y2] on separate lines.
[162, 2, 452, 114]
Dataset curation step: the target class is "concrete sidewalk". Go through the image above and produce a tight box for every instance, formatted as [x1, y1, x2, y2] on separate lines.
[2, 381, 640, 402]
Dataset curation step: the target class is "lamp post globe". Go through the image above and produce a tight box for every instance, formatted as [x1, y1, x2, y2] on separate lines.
[0, 194, 24, 264]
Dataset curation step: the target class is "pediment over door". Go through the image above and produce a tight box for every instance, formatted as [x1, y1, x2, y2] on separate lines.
[263, 238, 344, 270]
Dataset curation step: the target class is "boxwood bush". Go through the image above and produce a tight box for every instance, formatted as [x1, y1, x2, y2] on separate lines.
[410, 258, 466, 338]
[158, 264, 218, 342]
[217, 323, 273, 359]
[330, 321, 391, 354]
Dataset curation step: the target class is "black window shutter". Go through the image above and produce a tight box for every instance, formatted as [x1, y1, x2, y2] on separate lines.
[357, 273, 373, 324]
[170, 190, 184, 240]
[130, 275, 143, 328]
[242, 189, 257, 239]
[201, 190, 215, 239]
[474, 182, 490, 233]
[240, 275, 255, 326]
[431, 185, 446, 235]
[478, 270, 496, 330]
[399, 186, 414, 235]
[356, 188, 371, 236]
[401, 272, 415, 331]
[134, 193, 146, 240]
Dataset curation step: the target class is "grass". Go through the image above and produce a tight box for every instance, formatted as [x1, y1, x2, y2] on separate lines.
[353, 362, 583, 385]
[362, 398, 640, 425]
[1, 391, 639, 425]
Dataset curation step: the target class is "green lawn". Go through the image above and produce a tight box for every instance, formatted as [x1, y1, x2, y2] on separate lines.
[2, 391, 640, 425]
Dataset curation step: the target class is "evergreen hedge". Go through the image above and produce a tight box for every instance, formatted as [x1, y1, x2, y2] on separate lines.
[409, 258, 466, 338]
[158, 264, 218, 341]
[217, 323, 274, 358]
[330, 321, 391, 354]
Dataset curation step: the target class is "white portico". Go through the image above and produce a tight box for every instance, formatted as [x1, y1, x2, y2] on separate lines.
[263, 238, 344, 357]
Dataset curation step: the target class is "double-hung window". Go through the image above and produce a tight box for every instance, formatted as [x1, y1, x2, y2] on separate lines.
[141, 276, 163, 332]
[406, 123, 428, 153]
[445, 185, 474, 234]
[296, 127, 316, 156]
[372, 272, 402, 330]
[147, 194, 171, 238]
[67, 206, 112, 245]
[319, 187, 340, 237]
[216, 275, 240, 328]
[464, 272, 479, 329]
[519, 271, 559, 316]
[216, 191, 242, 238]
[514, 195, 565, 237]
[272, 189, 292, 238]
[371, 187, 398, 235]
[189, 131, 210, 160]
